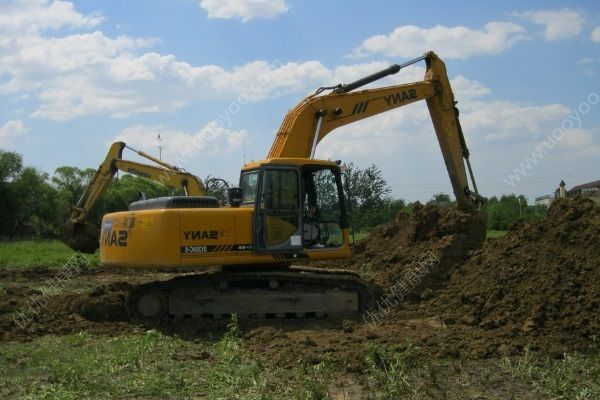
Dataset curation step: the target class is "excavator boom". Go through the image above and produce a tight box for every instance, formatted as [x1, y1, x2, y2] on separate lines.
[268, 51, 482, 209]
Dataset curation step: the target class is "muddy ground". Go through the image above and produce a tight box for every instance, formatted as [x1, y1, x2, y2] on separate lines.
[1, 198, 598, 396]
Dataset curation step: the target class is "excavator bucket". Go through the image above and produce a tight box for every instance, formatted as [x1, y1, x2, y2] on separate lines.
[60, 220, 100, 253]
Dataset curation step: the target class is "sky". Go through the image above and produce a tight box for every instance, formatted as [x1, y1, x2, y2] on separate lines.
[1, 0, 599, 203]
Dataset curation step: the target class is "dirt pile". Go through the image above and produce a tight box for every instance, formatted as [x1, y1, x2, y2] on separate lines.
[420, 198, 600, 356]
[334, 203, 487, 296]
[0, 280, 137, 341]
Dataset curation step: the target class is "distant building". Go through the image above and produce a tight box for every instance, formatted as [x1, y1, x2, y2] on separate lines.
[567, 180, 600, 197]
[535, 195, 553, 207]
[554, 180, 567, 199]
[554, 179, 600, 205]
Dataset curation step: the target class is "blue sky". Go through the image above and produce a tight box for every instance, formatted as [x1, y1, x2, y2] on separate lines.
[1, 0, 599, 202]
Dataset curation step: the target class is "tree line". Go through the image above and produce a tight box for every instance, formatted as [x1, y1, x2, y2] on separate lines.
[0, 149, 546, 240]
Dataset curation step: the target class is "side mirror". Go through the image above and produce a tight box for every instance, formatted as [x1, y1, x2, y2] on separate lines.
[227, 187, 243, 207]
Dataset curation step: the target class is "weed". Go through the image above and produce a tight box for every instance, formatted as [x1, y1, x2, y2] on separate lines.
[502, 348, 600, 399]
[364, 342, 419, 399]
[298, 357, 333, 400]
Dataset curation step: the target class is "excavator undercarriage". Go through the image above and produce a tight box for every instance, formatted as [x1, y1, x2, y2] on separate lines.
[127, 266, 373, 322]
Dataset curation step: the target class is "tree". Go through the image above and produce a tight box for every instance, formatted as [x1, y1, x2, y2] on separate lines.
[0, 150, 23, 183]
[0, 151, 24, 236]
[5, 167, 60, 238]
[426, 192, 455, 208]
[52, 166, 96, 207]
[343, 163, 394, 232]
[87, 174, 176, 225]
[343, 163, 391, 211]
[485, 194, 546, 231]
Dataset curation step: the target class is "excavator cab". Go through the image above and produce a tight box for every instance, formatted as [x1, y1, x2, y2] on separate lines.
[242, 160, 349, 255]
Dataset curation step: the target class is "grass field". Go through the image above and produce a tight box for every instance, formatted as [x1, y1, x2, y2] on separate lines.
[486, 230, 507, 239]
[1, 326, 597, 399]
[0, 326, 336, 400]
[0, 240, 99, 270]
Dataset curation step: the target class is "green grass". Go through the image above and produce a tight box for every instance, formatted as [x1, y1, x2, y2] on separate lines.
[0, 318, 334, 400]
[2, 326, 597, 399]
[0, 240, 99, 270]
[502, 349, 600, 400]
[350, 231, 370, 243]
[363, 342, 420, 399]
[486, 230, 507, 239]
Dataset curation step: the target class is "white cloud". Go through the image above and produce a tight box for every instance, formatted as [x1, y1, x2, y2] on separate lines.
[450, 76, 491, 99]
[1, 1, 500, 123]
[199, 0, 289, 22]
[0, 0, 103, 35]
[561, 128, 593, 148]
[0, 119, 28, 144]
[114, 122, 248, 166]
[515, 8, 585, 40]
[350, 22, 526, 59]
[0, 1, 332, 121]
[592, 26, 600, 42]
[460, 101, 570, 141]
[211, 60, 330, 101]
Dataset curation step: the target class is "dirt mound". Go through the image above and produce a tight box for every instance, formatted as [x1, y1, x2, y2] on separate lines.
[419, 198, 600, 357]
[0, 282, 136, 341]
[332, 203, 486, 296]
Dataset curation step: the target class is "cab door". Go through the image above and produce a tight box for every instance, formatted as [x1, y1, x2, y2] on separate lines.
[253, 166, 303, 253]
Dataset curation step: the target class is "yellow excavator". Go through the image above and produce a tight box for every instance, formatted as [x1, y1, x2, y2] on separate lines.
[70, 51, 484, 320]
[61, 141, 207, 253]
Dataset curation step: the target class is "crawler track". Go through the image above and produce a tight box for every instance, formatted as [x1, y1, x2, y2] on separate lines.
[126, 266, 373, 322]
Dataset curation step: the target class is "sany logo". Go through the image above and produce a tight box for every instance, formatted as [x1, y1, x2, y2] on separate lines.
[183, 230, 219, 240]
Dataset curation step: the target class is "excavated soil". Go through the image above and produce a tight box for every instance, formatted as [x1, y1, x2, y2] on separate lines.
[243, 199, 599, 365]
[416, 197, 600, 357]
[0, 281, 135, 341]
[1, 198, 599, 370]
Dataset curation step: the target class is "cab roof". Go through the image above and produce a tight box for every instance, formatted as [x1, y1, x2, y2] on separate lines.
[240, 158, 341, 172]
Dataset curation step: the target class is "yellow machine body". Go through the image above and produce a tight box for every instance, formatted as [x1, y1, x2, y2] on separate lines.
[100, 158, 351, 269]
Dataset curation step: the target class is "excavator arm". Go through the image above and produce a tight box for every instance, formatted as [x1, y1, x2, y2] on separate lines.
[70, 142, 206, 224]
[268, 51, 483, 210]
[63, 141, 207, 252]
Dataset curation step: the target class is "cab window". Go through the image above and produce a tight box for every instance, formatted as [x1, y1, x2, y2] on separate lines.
[240, 171, 259, 203]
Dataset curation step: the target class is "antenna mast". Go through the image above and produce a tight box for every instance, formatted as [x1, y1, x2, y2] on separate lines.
[157, 131, 164, 161]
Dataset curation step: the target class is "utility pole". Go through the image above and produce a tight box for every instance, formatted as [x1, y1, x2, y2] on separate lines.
[157, 132, 164, 161]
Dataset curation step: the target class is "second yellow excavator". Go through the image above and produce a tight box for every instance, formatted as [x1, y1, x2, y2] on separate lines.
[61, 141, 208, 252]
[72, 51, 484, 320]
